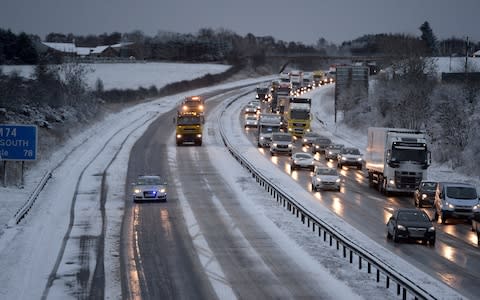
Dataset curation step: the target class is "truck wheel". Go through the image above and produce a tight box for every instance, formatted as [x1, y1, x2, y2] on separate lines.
[368, 173, 374, 188]
[377, 176, 384, 193]
[441, 212, 447, 224]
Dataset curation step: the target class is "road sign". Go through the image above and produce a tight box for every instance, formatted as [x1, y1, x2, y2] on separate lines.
[0, 124, 38, 161]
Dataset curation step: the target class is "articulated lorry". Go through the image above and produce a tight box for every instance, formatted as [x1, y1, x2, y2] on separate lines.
[286, 97, 311, 137]
[365, 127, 431, 195]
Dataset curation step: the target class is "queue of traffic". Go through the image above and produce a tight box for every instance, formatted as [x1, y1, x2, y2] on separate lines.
[243, 71, 480, 246]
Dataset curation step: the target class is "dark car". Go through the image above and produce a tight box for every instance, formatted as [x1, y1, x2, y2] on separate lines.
[472, 212, 480, 245]
[311, 137, 332, 154]
[414, 181, 437, 207]
[386, 208, 435, 246]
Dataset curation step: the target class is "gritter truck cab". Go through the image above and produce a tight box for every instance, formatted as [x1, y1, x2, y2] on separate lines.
[175, 113, 203, 146]
[365, 127, 431, 195]
[178, 96, 205, 119]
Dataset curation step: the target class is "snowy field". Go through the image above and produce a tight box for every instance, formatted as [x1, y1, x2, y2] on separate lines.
[0, 62, 231, 90]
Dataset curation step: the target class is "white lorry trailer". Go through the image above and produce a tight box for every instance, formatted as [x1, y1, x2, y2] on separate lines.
[365, 127, 431, 195]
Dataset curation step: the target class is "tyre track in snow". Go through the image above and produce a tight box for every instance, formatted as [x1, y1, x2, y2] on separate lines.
[41, 110, 159, 299]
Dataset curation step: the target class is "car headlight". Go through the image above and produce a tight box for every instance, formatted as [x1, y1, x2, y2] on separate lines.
[176, 134, 182, 138]
[422, 194, 428, 199]
[272, 143, 277, 147]
[336, 178, 341, 183]
[260, 136, 264, 140]
[357, 157, 363, 161]
[447, 203, 455, 209]
[328, 151, 333, 155]
[196, 134, 202, 138]
[473, 204, 480, 210]
[288, 144, 293, 148]
[134, 189, 141, 194]
[315, 177, 322, 182]
[303, 139, 307, 142]
[159, 188, 166, 193]
[428, 226, 435, 232]
[397, 225, 406, 231]
[341, 157, 347, 161]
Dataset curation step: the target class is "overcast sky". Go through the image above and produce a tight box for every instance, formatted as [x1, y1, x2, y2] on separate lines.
[1, 0, 479, 45]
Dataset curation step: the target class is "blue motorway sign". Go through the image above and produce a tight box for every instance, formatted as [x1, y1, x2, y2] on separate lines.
[0, 124, 37, 161]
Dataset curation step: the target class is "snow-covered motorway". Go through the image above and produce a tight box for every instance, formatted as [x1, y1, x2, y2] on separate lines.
[0, 76, 476, 299]
[227, 85, 480, 300]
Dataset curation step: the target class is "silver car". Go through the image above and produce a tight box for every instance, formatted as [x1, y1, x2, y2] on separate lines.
[290, 152, 315, 171]
[132, 175, 167, 202]
[311, 167, 341, 191]
[270, 132, 293, 156]
[244, 115, 259, 128]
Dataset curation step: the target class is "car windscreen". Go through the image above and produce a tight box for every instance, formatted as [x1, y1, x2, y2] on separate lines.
[421, 182, 437, 190]
[397, 211, 430, 222]
[328, 145, 343, 150]
[273, 135, 291, 142]
[315, 138, 331, 145]
[343, 148, 360, 155]
[295, 153, 311, 159]
[316, 168, 337, 175]
[446, 186, 478, 199]
[137, 177, 161, 185]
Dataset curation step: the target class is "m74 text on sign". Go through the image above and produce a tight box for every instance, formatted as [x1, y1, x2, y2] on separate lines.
[0, 124, 38, 161]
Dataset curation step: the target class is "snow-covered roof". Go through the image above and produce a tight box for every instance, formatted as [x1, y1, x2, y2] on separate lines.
[75, 47, 94, 56]
[110, 42, 133, 48]
[41, 42, 118, 56]
[474, 49, 480, 57]
[91, 45, 110, 54]
[42, 42, 76, 53]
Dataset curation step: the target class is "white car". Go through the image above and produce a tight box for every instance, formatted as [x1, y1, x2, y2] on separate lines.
[290, 152, 315, 171]
[244, 115, 259, 128]
[244, 104, 257, 114]
[248, 100, 261, 111]
[132, 175, 167, 202]
[270, 132, 293, 156]
[311, 167, 341, 191]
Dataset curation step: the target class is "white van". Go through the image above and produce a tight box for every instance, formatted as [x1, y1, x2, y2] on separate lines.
[434, 182, 480, 224]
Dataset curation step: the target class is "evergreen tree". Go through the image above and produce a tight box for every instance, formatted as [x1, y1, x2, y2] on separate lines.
[419, 21, 438, 55]
[15, 32, 38, 64]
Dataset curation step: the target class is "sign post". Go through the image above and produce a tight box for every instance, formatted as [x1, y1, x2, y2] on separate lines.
[0, 124, 38, 187]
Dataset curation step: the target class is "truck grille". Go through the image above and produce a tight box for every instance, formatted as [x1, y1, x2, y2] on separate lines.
[394, 171, 422, 189]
